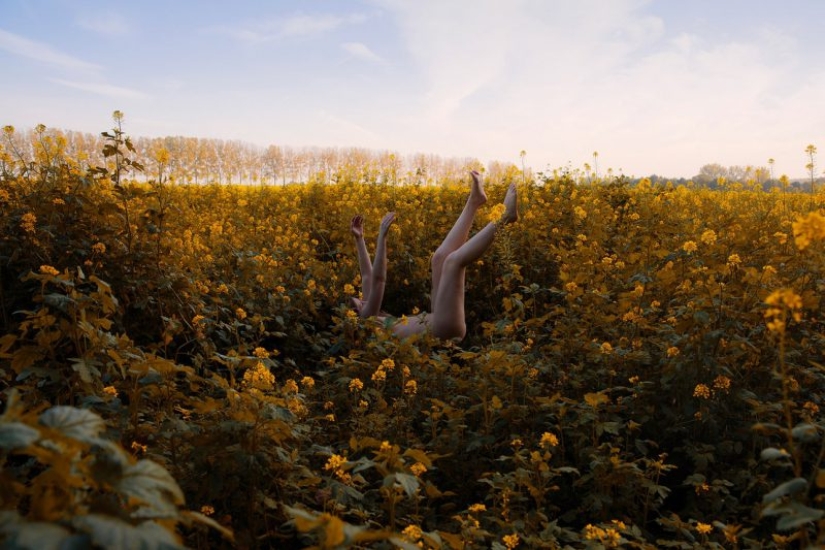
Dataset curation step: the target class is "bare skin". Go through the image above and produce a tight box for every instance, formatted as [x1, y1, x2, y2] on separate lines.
[351, 170, 518, 341]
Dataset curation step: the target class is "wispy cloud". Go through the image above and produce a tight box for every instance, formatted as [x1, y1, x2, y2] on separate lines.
[76, 12, 131, 36]
[0, 28, 100, 71]
[50, 78, 147, 100]
[208, 12, 369, 44]
[341, 42, 385, 64]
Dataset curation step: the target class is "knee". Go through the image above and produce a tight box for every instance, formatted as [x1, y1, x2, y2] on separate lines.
[431, 248, 448, 270]
[441, 251, 463, 272]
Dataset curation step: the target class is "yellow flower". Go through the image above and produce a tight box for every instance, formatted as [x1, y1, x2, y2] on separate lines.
[696, 522, 713, 535]
[300, 376, 315, 389]
[404, 379, 417, 395]
[468, 503, 487, 513]
[324, 454, 346, 472]
[253, 347, 270, 358]
[666, 346, 680, 358]
[727, 254, 741, 266]
[503, 533, 520, 549]
[20, 212, 37, 233]
[343, 283, 356, 295]
[401, 525, 423, 542]
[792, 211, 825, 250]
[102, 386, 118, 397]
[235, 307, 247, 320]
[700, 229, 717, 245]
[713, 375, 731, 392]
[693, 384, 711, 399]
[410, 462, 427, 477]
[380, 358, 395, 371]
[510, 438, 523, 449]
[682, 240, 698, 253]
[540, 432, 559, 449]
[91, 242, 106, 254]
[283, 379, 299, 393]
[243, 362, 275, 390]
[371, 368, 387, 383]
[200, 505, 215, 516]
[39, 265, 60, 277]
[348, 378, 364, 392]
[600, 342, 613, 354]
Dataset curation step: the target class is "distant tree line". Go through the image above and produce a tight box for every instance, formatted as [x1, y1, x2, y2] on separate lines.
[2, 122, 819, 192]
[0, 124, 527, 186]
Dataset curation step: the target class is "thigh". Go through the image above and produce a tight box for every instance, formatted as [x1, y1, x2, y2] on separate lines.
[430, 261, 467, 339]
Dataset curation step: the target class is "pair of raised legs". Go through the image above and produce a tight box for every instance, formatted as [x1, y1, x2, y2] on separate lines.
[424, 171, 518, 340]
[351, 171, 518, 341]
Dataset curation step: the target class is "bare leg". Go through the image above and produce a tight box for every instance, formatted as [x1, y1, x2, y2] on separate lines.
[431, 184, 518, 339]
[431, 171, 487, 308]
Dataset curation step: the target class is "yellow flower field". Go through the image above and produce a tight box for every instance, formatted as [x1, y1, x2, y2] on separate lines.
[1, 122, 825, 548]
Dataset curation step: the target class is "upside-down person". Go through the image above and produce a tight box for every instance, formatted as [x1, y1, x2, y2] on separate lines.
[349, 170, 518, 341]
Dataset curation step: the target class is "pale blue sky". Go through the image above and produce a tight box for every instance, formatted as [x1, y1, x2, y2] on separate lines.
[2, 0, 824, 178]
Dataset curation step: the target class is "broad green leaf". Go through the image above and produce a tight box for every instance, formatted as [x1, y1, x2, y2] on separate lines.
[388, 473, 420, 498]
[71, 358, 100, 384]
[39, 406, 105, 444]
[73, 514, 184, 550]
[114, 459, 185, 516]
[762, 477, 808, 504]
[4, 521, 73, 550]
[760, 447, 791, 461]
[775, 501, 825, 531]
[791, 423, 820, 443]
[0, 421, 39, 450]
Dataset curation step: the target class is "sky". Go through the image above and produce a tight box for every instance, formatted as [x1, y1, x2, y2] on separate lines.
[2, 0, 824, 179]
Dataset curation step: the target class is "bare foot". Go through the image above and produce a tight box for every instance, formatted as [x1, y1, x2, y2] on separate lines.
[469, 170, 488, 208]
[501, 184, 519, 224]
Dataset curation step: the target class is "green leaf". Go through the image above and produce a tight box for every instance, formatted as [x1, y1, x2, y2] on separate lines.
[791, 423, 820, 443]
[760, 447, 791, 461]
[5, 523, 76, 550]
[73, 514, 185, 549]
[71, 358, 101, 384]
[114, 459, 185, 516]
[39, 406, 105, 444]
[387, 472, 420, 498]
[0, 421, 40, 450]
[775, 501, 824, 531]
[762, 477, 808, 504]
